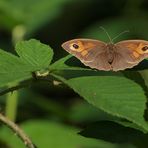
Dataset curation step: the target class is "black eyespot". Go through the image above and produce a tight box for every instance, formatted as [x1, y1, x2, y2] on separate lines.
[72, 44, 79, 49]
[142, 46, 148, 51]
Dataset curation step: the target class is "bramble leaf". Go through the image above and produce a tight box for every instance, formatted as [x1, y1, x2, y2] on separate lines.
[15, 39, 53, 69]
[0, 39, 53, 87]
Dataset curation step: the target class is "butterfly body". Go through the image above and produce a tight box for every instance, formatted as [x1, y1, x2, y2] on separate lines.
[103, 43, 116, 64]
[62, 39, 148, 71]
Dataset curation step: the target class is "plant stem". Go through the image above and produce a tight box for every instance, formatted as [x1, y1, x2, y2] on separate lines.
[5, 91, 18, 122]
[0, 84, 29, 96]
[5, 25, 26, 122]
[0, 112, 36, 148]
[3, 83, 31, 121]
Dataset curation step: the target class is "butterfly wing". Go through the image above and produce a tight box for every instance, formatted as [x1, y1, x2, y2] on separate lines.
[62, 39, 112, 71]
[112, 40, 148, 71]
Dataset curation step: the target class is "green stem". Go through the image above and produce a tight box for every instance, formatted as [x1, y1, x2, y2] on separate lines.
[5, 24, 26, 121]
[5, 91, 18, 122]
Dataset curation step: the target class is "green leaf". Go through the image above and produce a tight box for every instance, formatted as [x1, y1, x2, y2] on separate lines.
[80, 121, 148, 147]
[15, 39, 53, 69]
[140, 70, 148, 88]
[67, 76, 148, 132]
[0, 48, 31, 87]
[0, 39, 53, 87]
[70, 101, 118, 123]
[0, 120, 135, 148]
[51, 71, 148, 133]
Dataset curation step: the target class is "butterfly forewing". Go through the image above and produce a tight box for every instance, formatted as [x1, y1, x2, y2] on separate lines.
[62, 39, 112, 71]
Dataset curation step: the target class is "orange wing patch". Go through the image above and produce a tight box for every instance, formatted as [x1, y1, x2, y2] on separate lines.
[69, 41, 96, 57]
[127, 44, 137, 50]
[126, 44, 140, 58]
[127, 43, 148, 58]
[133, 51, 140, 58]
[135, 43, 147, 54]
[80, 42, 96, 56]
[85, 42, 96, 49]
[81, 50, 88, 56]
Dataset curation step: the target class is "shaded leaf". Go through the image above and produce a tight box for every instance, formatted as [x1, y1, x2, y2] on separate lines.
[80, 121, 148, 147]
[0, 120, 135, 148]
[70, 101, 118, 123]
[50, 55, 89, 71]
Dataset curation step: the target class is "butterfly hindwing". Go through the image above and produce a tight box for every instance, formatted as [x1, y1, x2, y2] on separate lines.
[112, 40, 148, 71]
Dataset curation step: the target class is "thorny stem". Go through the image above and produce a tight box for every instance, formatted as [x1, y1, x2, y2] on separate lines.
[0, 112, 37, 148]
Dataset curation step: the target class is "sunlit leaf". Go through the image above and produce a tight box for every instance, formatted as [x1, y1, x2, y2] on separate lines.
[0, 39, 53, 87]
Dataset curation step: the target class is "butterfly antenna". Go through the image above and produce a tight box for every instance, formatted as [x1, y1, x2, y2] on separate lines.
[112, 30, 130, 42]
[100, 26, 113, 43]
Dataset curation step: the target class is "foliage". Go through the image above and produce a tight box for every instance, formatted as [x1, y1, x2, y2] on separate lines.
[0, 39, 147, 147]
[0, 0, 148, 148]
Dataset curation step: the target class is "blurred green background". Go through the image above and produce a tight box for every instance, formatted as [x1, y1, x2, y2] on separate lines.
[0, 0, 148, 147]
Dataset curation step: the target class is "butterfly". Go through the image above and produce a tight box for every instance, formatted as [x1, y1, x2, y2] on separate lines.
[62, 34, 148, 71]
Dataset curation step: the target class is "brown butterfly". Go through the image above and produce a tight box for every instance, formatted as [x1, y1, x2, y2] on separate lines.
[62, 32, 148, 71]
